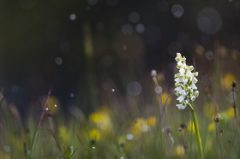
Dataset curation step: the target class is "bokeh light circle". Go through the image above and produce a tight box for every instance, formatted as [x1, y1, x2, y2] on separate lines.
[197, 8, 222, 34]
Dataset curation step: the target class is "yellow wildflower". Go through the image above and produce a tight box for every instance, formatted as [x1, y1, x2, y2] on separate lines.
[131, 118, 149, 135]
[88, 129, 101, 142]
[147, 116, 157, 127]
[226, 107, 235, 119]
[89, 107, 112, 132]
[58, 126, 71, 143]
[173, 144, 185, 158]
[221, 73, 236, 90]
[221, 107, 235, 121]
[160, 92, 172, 106]
[208, 122, 216, 132]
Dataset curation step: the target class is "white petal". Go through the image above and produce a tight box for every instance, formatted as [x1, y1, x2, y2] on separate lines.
[191, 95, 196, 101]
[175, 87, 182, 92]
[182, 78, 188, 84]
[179, 89, 187, 95]
[186, 70, 192, 77]
[177, 96, 185, 103]
[176, 104, 186, 110]
[191, 84, 197, 90]
[179, 68, 185, 75]
[174, 78, 181, 83]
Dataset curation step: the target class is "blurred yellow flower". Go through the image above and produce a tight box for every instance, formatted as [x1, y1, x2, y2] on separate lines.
[89, 107, 112, 132]
[131, 118, 149, 135]
[187, 120, 195, 134]
[160, 92, 172, 106]
[46, 96, 60, 114]
[221, 73, 236, 90]
[130, 116, 157, 135]
[88, 129, 101, 142]
[221, 107, 235, 121]
[173, 144, 185, 158]
[208, 122, 216, 132]
[226, 107, 235, 118]
[58, 126, 71, 143]
[203, 102, 216, 118]
[147, 116, 157, 127]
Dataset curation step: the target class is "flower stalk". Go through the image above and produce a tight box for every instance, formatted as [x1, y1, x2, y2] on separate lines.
[189, 104, 204, 159]
[174, 53, 204, 159]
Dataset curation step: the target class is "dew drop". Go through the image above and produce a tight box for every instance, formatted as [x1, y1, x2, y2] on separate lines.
[69, 13, 77, 21]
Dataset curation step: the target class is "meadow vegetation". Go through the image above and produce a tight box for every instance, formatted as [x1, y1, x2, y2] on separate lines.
[1, 46, 240, 159]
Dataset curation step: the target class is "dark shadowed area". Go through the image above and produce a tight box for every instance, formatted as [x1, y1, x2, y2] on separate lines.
[0, 0, 240, 116]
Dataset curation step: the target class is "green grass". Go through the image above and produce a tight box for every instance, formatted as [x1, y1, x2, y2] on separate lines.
[1, 48, 240, 159]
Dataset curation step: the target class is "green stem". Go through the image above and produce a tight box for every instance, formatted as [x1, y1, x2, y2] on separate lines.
[189, 104, 204, 159]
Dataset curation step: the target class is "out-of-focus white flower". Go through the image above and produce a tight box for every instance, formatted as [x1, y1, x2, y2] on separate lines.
[174, 53, 199, 110]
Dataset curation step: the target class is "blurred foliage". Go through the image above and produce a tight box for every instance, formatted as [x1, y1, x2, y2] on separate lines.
[1, 46, 240, 158]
